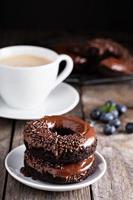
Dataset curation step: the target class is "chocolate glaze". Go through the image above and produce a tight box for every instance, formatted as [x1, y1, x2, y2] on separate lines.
[24, 115, 96, 153]
[100, 57, 133, 74]
[85, 38, 133, 75]
[24, 151, 95, 177]
[86, 38, 129, 60]
[22, 156, 97, 184]
[45, 115, 95, 137]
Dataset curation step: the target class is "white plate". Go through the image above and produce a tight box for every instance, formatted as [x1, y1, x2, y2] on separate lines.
[5, 145, 107, 192]
[0, 83, 79, 120]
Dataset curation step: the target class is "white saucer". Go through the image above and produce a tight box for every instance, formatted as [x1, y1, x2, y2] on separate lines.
[5, 145, 107, 192]
[0, 83, 79, 120]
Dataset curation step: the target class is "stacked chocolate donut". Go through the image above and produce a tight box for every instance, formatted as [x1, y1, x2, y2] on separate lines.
[21, 115, 97, 184]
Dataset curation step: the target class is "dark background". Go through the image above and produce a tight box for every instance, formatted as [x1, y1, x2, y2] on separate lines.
[0, 0, 133, 83]
[0, 0, 133, 32]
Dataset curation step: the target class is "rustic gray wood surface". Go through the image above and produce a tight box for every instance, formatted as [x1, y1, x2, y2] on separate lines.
[82, 83, 133, 200]
[0, 30, 133, 200]
[0, 82, 133, 200]
[0, 119, 13, 200]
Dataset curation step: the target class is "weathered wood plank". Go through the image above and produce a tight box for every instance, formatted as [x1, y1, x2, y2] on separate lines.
[0, 119, 13, 200]
[4, 86, 92, 200]
[82, 83, 133, 200]
[92, 135, 133, 200]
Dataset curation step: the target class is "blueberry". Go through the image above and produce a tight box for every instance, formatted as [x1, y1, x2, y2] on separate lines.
[103, 124, 116, 135]
[105, 100, 116, 106]
[100, 112, 114, 123]
[116, 104, 127, 115]
[111, 110, 119, 119]
[90, 109, 101, 120]
[125, 123, 133, 134]
[109, 119, 121, 128]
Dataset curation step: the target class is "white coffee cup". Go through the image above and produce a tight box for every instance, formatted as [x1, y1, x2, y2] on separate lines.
[0, 45, 73, 109]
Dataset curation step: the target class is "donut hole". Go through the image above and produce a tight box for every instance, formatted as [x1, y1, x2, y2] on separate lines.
[51, 127, 75, 136]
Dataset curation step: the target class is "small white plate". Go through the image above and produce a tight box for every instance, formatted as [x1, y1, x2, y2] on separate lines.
[0, 83, 79, 120]
[5, 145, 107, 192]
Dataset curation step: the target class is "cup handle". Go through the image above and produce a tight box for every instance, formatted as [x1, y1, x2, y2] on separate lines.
[54, 54, 73, 87]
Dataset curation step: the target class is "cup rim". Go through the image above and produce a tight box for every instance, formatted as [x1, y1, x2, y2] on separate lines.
[0, 45, 59, 70]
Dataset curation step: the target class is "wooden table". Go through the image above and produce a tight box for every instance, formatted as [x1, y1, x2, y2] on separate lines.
[0, 30, 133, 200]
[0, 82, 133, 200]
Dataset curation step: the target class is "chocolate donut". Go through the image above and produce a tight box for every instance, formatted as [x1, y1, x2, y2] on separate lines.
[54, 37, 133, 76]
[85, 38, 133, 75]
[21, 150, 96, 184]
[23, 116, 97, 164]
[86, 38, 130, 61]
[99, 57, 133, 76]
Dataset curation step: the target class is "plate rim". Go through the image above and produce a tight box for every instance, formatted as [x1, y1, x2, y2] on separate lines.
[5, 144, 107, 192]
[0, 82, 79, 120]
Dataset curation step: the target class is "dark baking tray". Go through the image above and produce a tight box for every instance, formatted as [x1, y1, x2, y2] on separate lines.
[66, 74, 133, 85]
